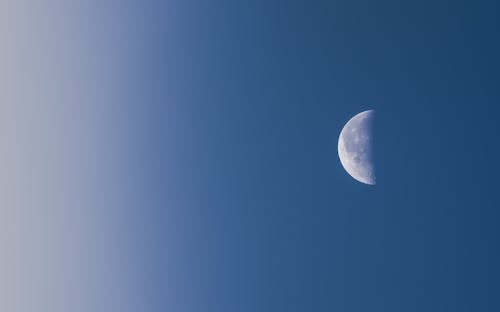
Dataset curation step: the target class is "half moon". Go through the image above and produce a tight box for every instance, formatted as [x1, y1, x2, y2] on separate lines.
[338, 110, 375, 185]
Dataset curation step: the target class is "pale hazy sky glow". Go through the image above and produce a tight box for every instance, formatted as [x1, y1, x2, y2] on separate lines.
[1, 2, 181, 311]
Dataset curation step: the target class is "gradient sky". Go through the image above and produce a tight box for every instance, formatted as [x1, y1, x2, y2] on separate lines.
[2, 0, 500, 311]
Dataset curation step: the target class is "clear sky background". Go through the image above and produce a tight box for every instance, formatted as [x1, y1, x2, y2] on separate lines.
[2, 0, 500, 311]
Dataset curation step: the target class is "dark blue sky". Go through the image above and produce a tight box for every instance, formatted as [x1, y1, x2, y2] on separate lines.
[122, 1, 500, 311]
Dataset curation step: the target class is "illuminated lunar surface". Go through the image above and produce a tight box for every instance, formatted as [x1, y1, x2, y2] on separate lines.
[338, 110, 375, 185]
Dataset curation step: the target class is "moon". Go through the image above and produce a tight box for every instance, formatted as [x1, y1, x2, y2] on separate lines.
[338, 110, 375, 185]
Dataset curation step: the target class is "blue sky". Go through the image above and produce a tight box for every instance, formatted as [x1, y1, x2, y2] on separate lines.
[3, 0, 500, 311]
